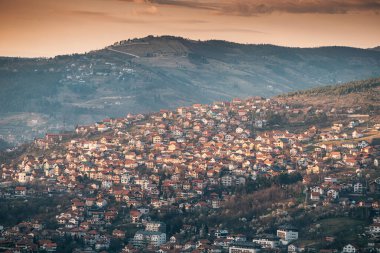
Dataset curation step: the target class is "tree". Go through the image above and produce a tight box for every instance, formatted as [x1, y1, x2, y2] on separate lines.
[109, 239, 123, 252]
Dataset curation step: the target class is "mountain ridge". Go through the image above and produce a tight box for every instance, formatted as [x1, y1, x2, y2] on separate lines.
[3, 35, 378, 59]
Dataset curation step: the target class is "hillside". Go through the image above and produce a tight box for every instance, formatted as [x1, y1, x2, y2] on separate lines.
[276, 77, 380, 117]
[0, 76, 379, 252]
[281, 77, 380, 96]
[1, 35, 380, 144]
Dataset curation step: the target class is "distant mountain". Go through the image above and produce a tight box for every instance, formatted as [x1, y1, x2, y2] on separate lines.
[370, 46, 380, 51]
[1, 35, 380, 144]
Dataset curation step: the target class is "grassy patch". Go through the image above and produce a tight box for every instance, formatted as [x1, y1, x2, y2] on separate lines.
[316, 217, 366, 238]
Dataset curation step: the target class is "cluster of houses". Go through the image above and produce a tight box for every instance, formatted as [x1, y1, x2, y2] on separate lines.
[0, 220, 57, 252]
[0, 96, 379, 252]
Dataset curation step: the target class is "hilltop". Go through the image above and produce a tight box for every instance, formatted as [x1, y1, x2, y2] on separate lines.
[1, 35, 380, 144]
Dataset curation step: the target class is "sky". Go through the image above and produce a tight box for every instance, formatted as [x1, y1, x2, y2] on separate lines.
[1, 0, 380, 57]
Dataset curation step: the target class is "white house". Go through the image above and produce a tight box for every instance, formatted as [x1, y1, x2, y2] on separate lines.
[277, 228, 298, 245]
[342, 244, 358, 253]
[229, 242, 261, 253]
[353, 183, 364, 193]
[327, 189, 339, 199]
[145, 221, 166, 232]
[352, 131, 363, 139]
[310, 192, 321, 201]
[369, 223, 380, 234]
[133, 230, 166, 247]
[252, 236, 280, 249]
[221, 175, 234, 187]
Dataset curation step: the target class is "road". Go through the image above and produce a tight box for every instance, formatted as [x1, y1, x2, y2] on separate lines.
[107, 48, 140, 58]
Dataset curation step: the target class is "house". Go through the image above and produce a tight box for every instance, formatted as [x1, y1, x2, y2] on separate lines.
[288, 243, 304, 253]
[15, 186, 27, 196]
[362, 146, 373, 153]
[225, 134, 234, 142]
[95, 240, 110, 250]
[369, 223, 380, 235]
[369, 180, 380, 193]
[211, 199, 221, 209]
[357, 141, 369, 149]
[310, 192, 321, 201]
[227, 234, 246, 242]
[112, 229, 125, 239]
[254, 120, 265, 128]
[332, 123, 343, 132]
[307, 165, 322, 174]
[228, 241, 261, 253]
[330, 152, 342, 160]
[96, 198, 107, 208]
[327, 189, 339, 199]
[145, 221, 166, 232]
[96, 124, 109, 132]
[39, 240, 57, 252]
[221, 175, 234, 187]
[133, 230, 166, 247]
[277, 227, 298, 245]
[252, 235, 280, 249]
[310, 186, 324, 195]
[169, 234, 182, 244]
[325, 236, 336, 243]
[152, 135, 162, 144]
[85, 198, 96, 206]
[341, 143, 356, 149]
[348, 120, 359, 128]
[18, 172, 31, 183]
[130, 210, 142, 223]
[214, 229, 228, 239]
[342, 244, 358, 253]
[353, 183, 364, 193]
[352, 131, 363, 139]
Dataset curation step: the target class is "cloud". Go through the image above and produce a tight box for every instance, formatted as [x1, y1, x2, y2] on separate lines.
[67, 10, 148, 23]
[113, 0, 161, 15]
[222, 0, 380, 15]
[184, 27, 266, 34]
[121, 0, 380, 16]
[118, 0, 220, 11]
[133, 5, 159, 15]
[176, 19, 209, 24]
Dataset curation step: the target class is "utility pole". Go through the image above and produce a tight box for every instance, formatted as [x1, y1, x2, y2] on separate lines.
[304, 185, 308, 206]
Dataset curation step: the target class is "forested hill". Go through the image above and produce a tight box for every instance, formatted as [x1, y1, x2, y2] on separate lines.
[1, 36, 380, 144]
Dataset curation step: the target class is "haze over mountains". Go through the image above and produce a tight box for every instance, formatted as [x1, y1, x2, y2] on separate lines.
[1, 36, 380, 145]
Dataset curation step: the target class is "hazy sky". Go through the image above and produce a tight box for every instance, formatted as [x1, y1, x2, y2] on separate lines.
[1, 0, 380, 57]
